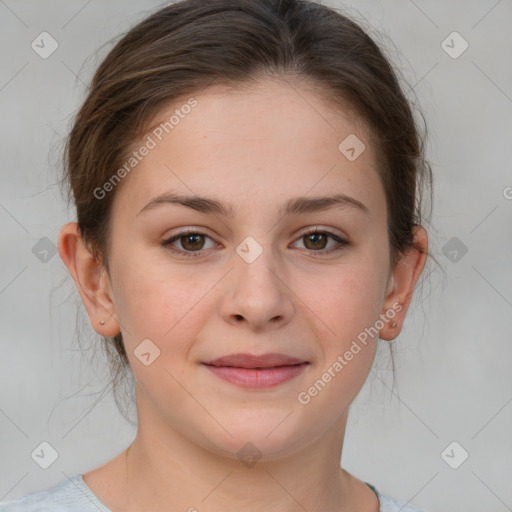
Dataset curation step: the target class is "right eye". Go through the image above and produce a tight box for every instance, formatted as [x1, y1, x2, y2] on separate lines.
[162, 229, 218, 258]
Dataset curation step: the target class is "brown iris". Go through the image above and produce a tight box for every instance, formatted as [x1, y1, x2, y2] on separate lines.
[303, 232, 328, 250]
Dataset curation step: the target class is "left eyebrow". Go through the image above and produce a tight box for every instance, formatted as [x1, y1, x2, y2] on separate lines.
[136, 192, 370, 218]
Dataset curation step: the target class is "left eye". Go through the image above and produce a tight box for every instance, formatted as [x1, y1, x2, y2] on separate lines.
[162, 230, 217, 256]
[292, 229, 347, 253]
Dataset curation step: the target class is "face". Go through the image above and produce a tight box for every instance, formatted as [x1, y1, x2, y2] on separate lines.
[92, 78, 398, 459]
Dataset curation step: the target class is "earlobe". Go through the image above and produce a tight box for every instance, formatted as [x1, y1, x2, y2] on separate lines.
[379, 226, 428, 341]
[58, 222, 120, 337]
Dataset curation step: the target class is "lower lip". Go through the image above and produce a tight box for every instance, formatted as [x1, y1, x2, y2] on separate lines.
[202, 363, 309, 388]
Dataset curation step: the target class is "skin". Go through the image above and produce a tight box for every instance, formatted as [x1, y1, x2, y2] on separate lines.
[59, 76, 428, 512]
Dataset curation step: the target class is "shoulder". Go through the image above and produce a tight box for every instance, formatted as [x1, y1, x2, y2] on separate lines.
[378, 493, 431, 512]
[366, 482, 432, 512]
[0, 474, 110, 512]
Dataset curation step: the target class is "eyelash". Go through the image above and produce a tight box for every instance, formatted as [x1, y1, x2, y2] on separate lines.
[161, 228, 349, 258]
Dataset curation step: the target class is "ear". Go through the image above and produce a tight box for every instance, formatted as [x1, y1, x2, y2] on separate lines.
[379, 226, 428, 341]
[58, 222, 120, 337]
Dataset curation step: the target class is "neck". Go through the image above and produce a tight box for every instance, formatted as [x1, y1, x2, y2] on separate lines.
[114, 388, 371, 512]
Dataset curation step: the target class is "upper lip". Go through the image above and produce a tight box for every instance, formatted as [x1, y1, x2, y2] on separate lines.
[202, 353, 308, 369]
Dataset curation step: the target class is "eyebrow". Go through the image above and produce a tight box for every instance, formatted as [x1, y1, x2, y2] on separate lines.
[136, 191, 370, 218]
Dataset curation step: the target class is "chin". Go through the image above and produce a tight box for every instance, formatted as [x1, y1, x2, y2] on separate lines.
[197, 417, 311, 463]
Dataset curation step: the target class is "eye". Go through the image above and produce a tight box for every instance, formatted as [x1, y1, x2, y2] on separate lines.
[161, 227, 349, 259]
[291, 228, 348, 255]
[162, 229, 217, 258]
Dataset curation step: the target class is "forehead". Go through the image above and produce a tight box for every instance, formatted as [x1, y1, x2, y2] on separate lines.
[113, 77, 385, 220]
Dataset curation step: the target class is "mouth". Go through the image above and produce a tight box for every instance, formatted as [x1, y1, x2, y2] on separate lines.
[202, 352, 308, 369]
[201, 353, 310, 389]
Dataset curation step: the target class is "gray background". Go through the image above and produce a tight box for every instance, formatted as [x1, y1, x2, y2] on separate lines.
[1, 1, 511, 511]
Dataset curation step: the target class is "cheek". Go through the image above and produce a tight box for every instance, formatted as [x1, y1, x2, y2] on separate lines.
[295, 266, 384, 412]
[112, 252, 213, 350]
[297, 259, 386, 341]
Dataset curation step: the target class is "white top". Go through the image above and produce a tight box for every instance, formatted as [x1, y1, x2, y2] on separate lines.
[0, 474, 431, 511]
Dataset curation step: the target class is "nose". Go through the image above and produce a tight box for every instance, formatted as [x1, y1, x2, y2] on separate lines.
[219, 242, 295, 332]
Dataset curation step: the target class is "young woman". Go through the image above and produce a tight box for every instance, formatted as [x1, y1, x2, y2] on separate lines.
[0, 0, 436, 510]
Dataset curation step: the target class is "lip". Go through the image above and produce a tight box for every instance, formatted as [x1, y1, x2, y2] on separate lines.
[201, 353, 309, 389]
[202, 352, 308, 368]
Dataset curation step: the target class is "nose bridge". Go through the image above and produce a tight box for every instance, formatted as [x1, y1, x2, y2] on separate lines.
[234, 234, 281, 295]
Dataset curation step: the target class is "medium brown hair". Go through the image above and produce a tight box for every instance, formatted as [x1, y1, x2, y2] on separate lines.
[60, 0, 440, 420]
